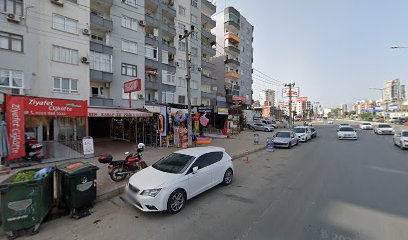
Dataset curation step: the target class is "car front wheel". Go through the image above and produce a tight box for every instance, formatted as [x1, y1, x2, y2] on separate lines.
[222, 169, 233, 186]
[167, 189, 186, 214]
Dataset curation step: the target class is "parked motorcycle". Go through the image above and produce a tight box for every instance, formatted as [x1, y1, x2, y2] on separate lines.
[25, 135, 43, 161]
[98, 143, 148, 182]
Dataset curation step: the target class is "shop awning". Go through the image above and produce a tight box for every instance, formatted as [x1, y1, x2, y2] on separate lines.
[88, 107, 152, 118]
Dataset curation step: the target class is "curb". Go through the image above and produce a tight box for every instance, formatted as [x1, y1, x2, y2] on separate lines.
[95, 145, 267, 202]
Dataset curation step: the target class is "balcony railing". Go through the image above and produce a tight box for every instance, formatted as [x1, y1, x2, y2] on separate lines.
[201, 43, 216, 56]
[201, 74, 216, 85]
[225, 72, 240, 79]
[201, 28, 216, 43]
[201, 0, 216, 14]
[90, 69, 113, 82]
[225, 58, 240, 67]
[201, 13, 216, 28]
[224, 32, 240, 43]
[90, 40, 113, 55]
[162, 1, 176, 17]
[90, 13, 113, 31]
[89, 97, 114, 107]
[225, 45, 240, 55]
[201, 91, 216, 99]
[201, 59, 215, 69]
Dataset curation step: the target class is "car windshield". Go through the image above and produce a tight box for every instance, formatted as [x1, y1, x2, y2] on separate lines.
[363, 123, 371, 125]
[379, 124, 391, 128]
[340, 124, 349, 126]
[152, 153, 195, 174]
[276, 132, 290, 138]
[339, 127, 354, 132]
[402, 132, 408, 137]
[293, 128, 306, 133]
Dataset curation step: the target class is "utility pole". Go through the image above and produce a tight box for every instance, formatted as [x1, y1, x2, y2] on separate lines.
[179, 26, 194, 146]
[285, 83, 295, 128]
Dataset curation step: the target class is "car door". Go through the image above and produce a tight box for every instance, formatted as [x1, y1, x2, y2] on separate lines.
[186, 153, 213, 198]
[207, 152, 225, 186]
[254, 123, 261, 131]
[291, 132, 297, 145]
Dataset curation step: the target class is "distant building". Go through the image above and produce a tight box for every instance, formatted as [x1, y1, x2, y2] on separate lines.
[259, 89, 275, 106]
[385, 79, 405, 102]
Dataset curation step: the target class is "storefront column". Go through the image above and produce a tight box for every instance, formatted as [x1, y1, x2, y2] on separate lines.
[85, 117, 89, 136]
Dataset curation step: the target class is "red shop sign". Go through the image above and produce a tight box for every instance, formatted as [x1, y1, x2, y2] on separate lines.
[25, 97, 87, 117]
[124, 79, 142, 93]
[5, 95, 25, 160]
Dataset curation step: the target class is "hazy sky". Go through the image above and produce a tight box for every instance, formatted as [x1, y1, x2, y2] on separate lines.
[221, 0, 408, 107]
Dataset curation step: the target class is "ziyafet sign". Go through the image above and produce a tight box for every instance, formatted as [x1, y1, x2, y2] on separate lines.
[124, 79, 142, 108]
[5, 95, 87, 160]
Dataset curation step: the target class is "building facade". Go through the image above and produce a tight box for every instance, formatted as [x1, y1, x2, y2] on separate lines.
[259, 89, 275, 106]
[384, 79, 405, 103]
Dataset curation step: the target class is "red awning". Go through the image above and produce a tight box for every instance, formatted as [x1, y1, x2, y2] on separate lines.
[88, 107, 152, 118]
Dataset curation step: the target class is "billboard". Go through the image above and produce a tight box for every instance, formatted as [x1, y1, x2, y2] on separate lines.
[296, 97, 308, 102]
[282, 87, 300, 97]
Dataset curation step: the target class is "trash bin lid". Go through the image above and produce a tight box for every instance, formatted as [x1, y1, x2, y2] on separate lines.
[57, 161, 98, 175]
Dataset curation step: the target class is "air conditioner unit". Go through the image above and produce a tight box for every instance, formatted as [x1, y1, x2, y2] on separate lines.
[51, 0, 64, 6]
[7, 13, 21, 23]
[138, 20, 145, 27]
[82, 28, 91, 35]
[138, 94, 144, 100]
[81, 57, 90, 64]
[105, 82, 110, 88]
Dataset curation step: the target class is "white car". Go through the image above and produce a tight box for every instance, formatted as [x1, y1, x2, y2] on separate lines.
[327, 119, 334, 124]
[125, 147, 234, 214]
[337, 127, 358, 140]
[338, 123, 351, 129]
[393, 130, 408, 149]
[359, 122, 373, 130]
[374, 124, 395, 135]
[293, 126, 312, 142]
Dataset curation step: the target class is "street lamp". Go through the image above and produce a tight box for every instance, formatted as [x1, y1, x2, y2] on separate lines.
[369, 88, 386, 121]
[390, 45, 408, 49]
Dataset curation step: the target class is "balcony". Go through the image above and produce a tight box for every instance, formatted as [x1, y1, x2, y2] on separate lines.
[90, 70, 113, 82]
[201, 28, 216, 43]
[201, 0, 216, 15]
[90, 40, 113, 55]
[145, 80, 161, 90]
[225, 45, 240, 55]
[225, 72, 240, 79]
[90, 13, 113, 31]
[145, 34, 159, 47]
[145, 58, 159, 69]
[225, 20, 240, 31]
[225, 58, 240, 67]
[201, 13, 216, 28]
[162, 41, 176, 54]
[98, 0, 113, 6]
[161, 20, 176, 36]
[201, 91, 216, 99]
[201, 60, 215, 69]
[145, 14, 159, 27]
[161, 2, 176, 17]
[201, 74, 216, 85]
[89, 97, 114, 107]
[145, 0, 159, 9]
[201, 43, 216, 56]
[225, 32, 240, 43]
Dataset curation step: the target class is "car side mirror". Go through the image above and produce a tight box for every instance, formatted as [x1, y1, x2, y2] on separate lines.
[125, 152, 129, 155]
[192, 166, 199, 174]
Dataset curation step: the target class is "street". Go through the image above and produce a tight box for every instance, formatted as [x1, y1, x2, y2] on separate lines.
[19, 124, 408, 240]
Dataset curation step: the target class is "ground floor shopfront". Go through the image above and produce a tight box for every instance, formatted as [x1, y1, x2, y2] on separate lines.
[88, 107, 156, 146]
[5, 95, 88, 165]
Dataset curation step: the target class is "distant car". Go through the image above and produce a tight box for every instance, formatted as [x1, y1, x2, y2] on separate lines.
[390, 117, 399, 124]
[125, 147, 234, 214]
[260, 120, 279, 129]
[293, 126, 312, 142]
[372, 118, 380, 122]
[337, 127, 358, 140]
[327, 119, 334, 124]
[310, 127, 317, 138]
[374, 124, 395, 135]
[338, 123, 351, 129]
[272, 131, 299, 149]
[249, 122, 274, 132]
[393, 130, 408, 149]
[359, 122, 373, 130]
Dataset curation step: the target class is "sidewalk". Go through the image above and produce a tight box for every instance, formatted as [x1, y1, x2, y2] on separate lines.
[0, 130, 276, 201]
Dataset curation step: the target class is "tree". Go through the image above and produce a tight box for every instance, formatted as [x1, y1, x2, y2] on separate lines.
[359, 112, 373, 120]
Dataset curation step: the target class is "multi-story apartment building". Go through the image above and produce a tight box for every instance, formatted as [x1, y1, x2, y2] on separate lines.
[384, 78, 405, 103]
[259, 89, 275, 106]
[212, 6, 254, 110]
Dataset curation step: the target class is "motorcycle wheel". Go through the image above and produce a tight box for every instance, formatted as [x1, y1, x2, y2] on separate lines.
[110, 166, 128, 182]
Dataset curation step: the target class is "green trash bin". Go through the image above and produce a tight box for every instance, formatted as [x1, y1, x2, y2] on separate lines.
[0, 168, 54, 238]
[56, 162, 98, 213]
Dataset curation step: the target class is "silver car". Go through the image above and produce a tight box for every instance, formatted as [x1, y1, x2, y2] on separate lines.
[249, 122, 274, 132]
[272, 131, 299, 149]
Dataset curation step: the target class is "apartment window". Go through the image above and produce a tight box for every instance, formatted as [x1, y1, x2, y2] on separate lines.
[191, 47, 198, 57]
[121, 63, 137, 77]
[52, 46, 78, 64]
[162, 50, 169, 64]
[178, 59, 186, 69]
[191, 14, 198, 25]
[121, 15, 138, 31]
[162, 91, 175, 103]
[145, 45, 158, 60]
[91, 34, 104, 43]
[192, 97, 198, 105]
[202, 84, 211, 93]
[178, 41, 186, 51]
[0, 69, 23, 88]
[178, 77, 186, 87]
[191, 31, 198, 41]
[90, 51, 112, 72]
[178, 95, 186, 104]
[191, 80, 198, 89]
[122, 39, 138, 54]
[52, 14, 78, 34]
[53, 77, 78, 93]
[178, 5, 186, 16]
[162, 70, 175, 85]
[0, 31, 23, 52]
[91, 87, 104, 97]
[191, 0, 198, 8]
[178, 23, 186, 34]
[224, 13, 240, 25]
[123, 0, 137, 7]
[0, 0, 23, 16]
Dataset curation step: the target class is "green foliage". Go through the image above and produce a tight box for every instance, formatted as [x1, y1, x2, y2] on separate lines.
[359, 112, 373, 120]
[11, 171, 36, 183]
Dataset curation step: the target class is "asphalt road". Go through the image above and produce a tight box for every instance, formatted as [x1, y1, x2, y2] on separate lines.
[14, 124, 408, 240]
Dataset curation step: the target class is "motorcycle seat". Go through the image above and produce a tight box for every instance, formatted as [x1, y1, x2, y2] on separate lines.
[110, 160, 127, 165]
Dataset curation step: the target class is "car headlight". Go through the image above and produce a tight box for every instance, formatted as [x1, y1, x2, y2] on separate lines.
[140, 188, 162, 197]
